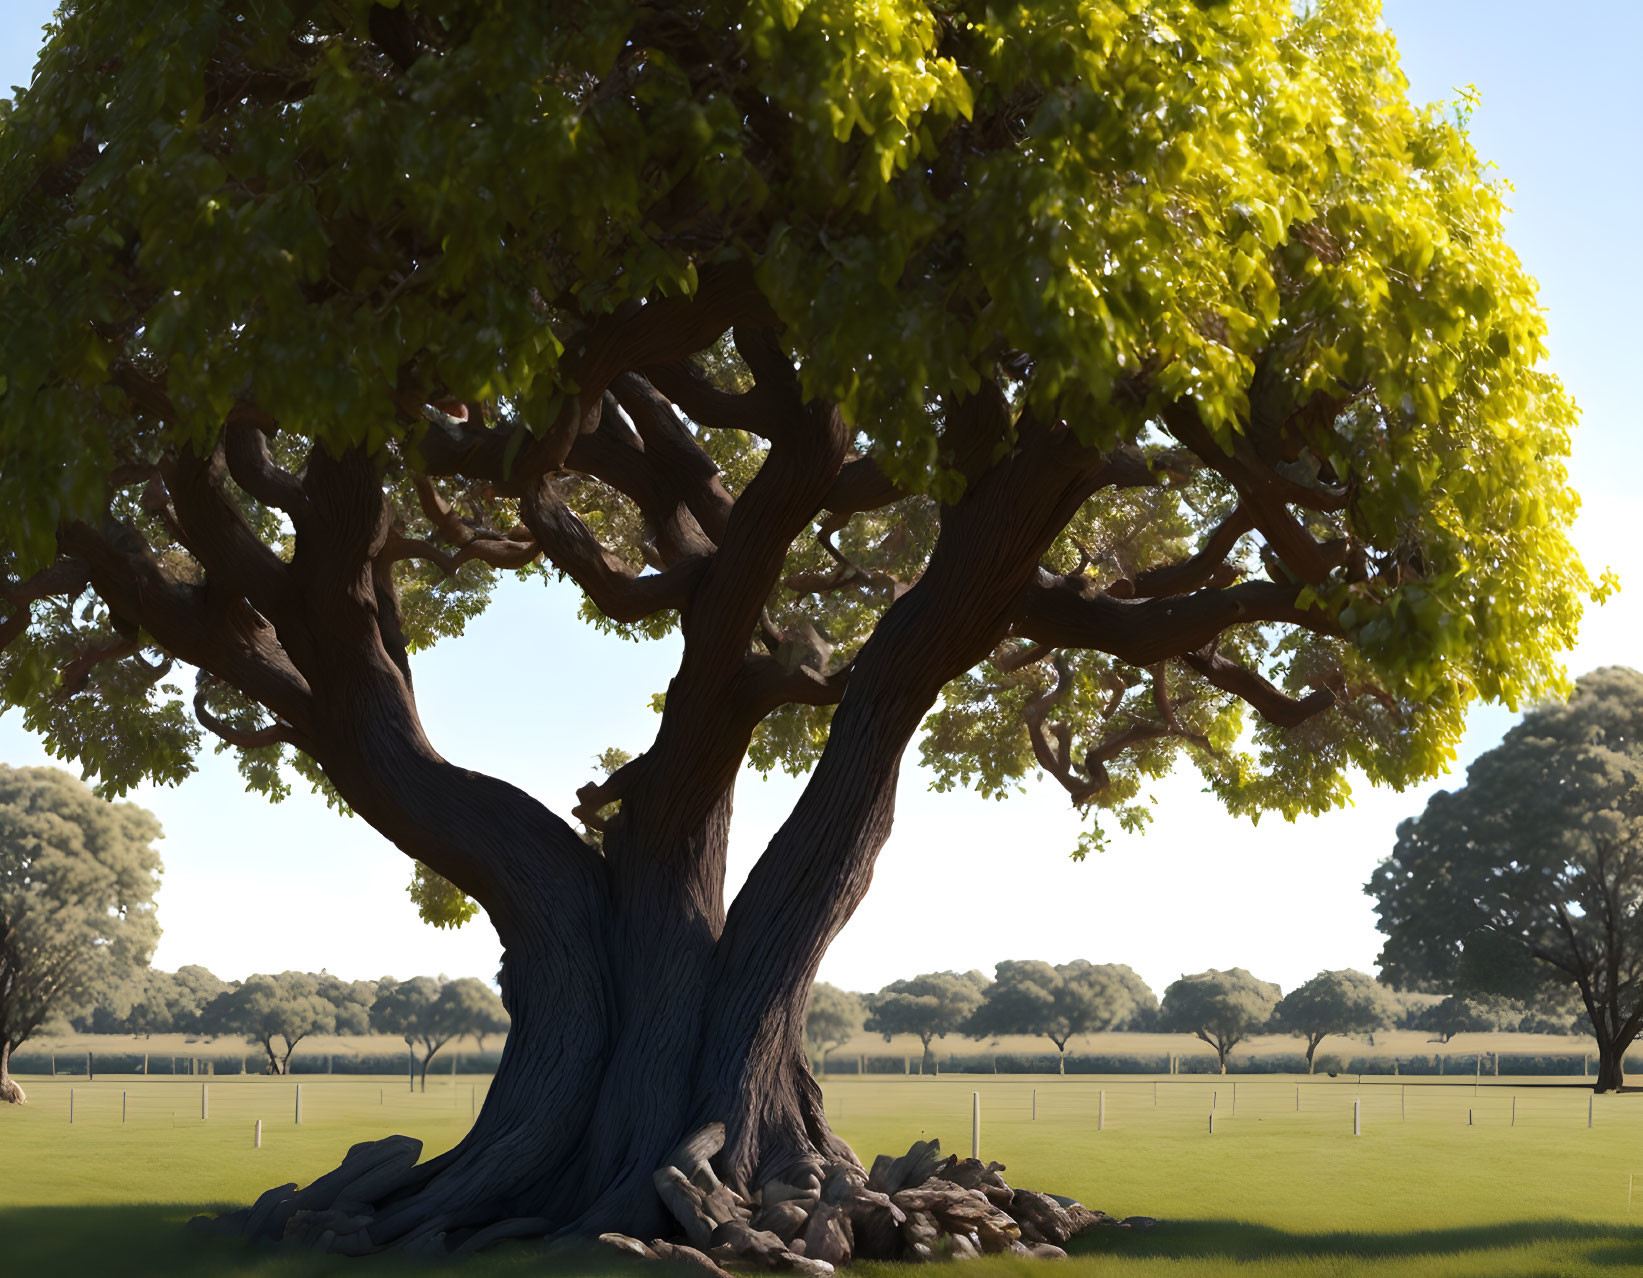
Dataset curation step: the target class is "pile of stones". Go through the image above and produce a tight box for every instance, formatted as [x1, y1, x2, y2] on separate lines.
[598, 1126, 1156, 1276]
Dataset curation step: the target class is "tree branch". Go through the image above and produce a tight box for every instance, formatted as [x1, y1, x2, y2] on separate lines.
[1181, 646, 1338, 728]
[1016, 572, 1338, 665]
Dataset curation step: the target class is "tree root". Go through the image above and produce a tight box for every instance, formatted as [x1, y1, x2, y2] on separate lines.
[194, 1123, 1155, 1265]
[0, 1075, 25, 1104]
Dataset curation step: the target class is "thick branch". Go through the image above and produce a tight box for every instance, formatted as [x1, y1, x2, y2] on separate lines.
[1016, 572, 1338, 665]
[1182, 646, 1338, 728]
[519, 482, 705, 622]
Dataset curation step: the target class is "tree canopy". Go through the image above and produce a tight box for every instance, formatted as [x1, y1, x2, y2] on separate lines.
[1370, 667, 1643, 1091]
[0, 0, 1608, 1253]
[1159, 967, 1281, 1073]
[0, 764, 162, 1102]
[1270, 967, 1391, 1071]
[865, 970, 988, 1072]
[967, 959, 1154, 1071]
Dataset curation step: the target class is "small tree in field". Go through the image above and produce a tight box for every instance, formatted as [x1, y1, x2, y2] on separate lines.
[441, 977, 510, 1054]
[0, 0, 1604, 1249]
[804, 982, 863, 1075]
[208, 972, 337, 1075]
[1371, 668, 1643, 1092]
[968, 960, 1154, 1073]
[866, 972, 988, 1074]
[1272, 969, 1392, 1073]
[1160, 969, 1281, 1074]
[372, 977, 463, 1090]
[0, 765, 162, 1102]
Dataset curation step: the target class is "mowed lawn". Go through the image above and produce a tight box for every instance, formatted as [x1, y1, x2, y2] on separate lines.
[7, 1073, 1643, 1277]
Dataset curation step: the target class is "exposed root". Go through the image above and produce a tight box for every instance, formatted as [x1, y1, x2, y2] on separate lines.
[195, 1124, 1155, 1264]
[0, 1074, 25, 1104]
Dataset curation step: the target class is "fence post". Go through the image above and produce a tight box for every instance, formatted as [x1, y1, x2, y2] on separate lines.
[1098, 1090, 1106, 1131]
[1512, 1096, 1516, 1126]
[1032, 1089, 1036, 1121]
[255, 1119, 262, 1148]
[202, 1084, 209, 1121]
[1588, 1096, 1594, 1129]
[1296, 1086, 1300, 1112]
[69, 1088, 74, 1124]
[1468, 1108, 1473, 1126]
[971, 1092, 981, 1159]
[87, 1051, 94, 1081]
[122, 1092, 127, 1124]
[1354, 1099, 1360, 1136]
[1208, 1111, 1214, 1134]
[295, 1083, 303, 1125]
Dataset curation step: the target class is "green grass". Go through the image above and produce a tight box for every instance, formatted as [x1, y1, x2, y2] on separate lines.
[7, 1072, 1643, 1276]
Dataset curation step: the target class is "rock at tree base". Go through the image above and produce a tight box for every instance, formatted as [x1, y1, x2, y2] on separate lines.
[204, 1132, 1146, 1264]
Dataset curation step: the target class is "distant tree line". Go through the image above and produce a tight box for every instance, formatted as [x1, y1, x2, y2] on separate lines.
[60, 966, 508, 1083]
[806, 963, 1585, 1077]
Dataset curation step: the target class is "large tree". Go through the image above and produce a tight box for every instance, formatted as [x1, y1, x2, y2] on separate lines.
[967, 959, 1154, 1072]
[803, 982, 863, 1074]
[865, 971, 989, 1074]
[1370, 668, 1643, 1092]
[205, 971, 337, 1074]
[0, 765, 162, 1102]
[0, 0, 1601, 1252]
[1270, 968, 1392, 1073]
[1160, 968, 1281, 1074]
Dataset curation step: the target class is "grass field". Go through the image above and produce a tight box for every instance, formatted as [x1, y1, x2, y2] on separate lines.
[7, 1071, 1643, 1276]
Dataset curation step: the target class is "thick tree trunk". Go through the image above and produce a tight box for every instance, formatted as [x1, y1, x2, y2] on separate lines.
[1595, 1037, 1631, 1093]
[0, 1042, 24, 1104]
[212, 419, 1117, 1256]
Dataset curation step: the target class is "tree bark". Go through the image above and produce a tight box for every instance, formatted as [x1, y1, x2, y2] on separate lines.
[0, 1041, 24, 1104]
[1594, 1036, 1631, 1093]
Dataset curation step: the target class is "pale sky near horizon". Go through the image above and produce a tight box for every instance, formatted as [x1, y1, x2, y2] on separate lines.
[1, 2, 1639, 997]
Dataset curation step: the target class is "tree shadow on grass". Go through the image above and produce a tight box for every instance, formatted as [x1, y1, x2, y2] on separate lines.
[1073, 1216, 1643, 1269]
[0, 1204, 654, 1278]
[11, 1206, 1643, 1276]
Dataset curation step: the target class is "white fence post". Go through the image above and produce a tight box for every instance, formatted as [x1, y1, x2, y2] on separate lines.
[202, 1084, 209, 1121]
[295, 1083, 303, 1125]
[69, 1088, 75, 1124]
[1353, 1099, 1361, 1136]
[971, 1092, 981, 1159]
[255, 1119, 263, 1148]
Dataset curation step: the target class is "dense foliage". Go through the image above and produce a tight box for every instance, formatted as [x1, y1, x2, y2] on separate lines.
[0, 0, 1604, 887]
[1370, 668, 1643, 1090]
[0, 764, 162, 1101]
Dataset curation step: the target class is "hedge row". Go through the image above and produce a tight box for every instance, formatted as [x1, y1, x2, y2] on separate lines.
[8, 1049, 505, 1076]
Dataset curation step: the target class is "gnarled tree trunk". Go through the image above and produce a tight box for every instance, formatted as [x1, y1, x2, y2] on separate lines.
[1594, 1034, 1631, 1093]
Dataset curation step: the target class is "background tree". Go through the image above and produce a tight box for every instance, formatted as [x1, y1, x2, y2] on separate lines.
[206, 972, 336, 1074]
[371, 976, 463, 1089]
[1271, 968, 1392, 1073]
[1160, 968, 1282, 1074]
[865, 971, 989, 1074]
[803, 982, 863, 1075]
[314, 973, 379, 1037]
[440, 976, 510, 1053]
[0, 765, 161, 1103]
[1370, 668, 1643, 1091]
[967, 959, 1154, 1072]
[1415, 993, 1524, 1045]
[0, 0, 1603, 1250]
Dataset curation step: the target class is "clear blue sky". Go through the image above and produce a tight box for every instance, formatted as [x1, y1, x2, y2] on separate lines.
[1, 2, 1639, 995]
